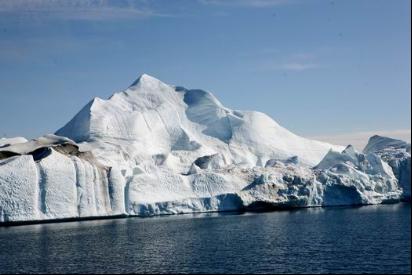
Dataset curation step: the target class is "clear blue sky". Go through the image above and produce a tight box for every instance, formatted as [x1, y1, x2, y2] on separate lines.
[0, 0, 410, 139]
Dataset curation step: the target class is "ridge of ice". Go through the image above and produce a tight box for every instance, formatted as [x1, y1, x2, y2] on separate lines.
[364, 135, 410, 154]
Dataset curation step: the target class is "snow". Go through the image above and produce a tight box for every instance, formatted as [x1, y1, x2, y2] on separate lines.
[0, 137, 28, 147]
[0, 134, 78, 157]
[0, 74, 408, 224]
[56, 74, 342, 170]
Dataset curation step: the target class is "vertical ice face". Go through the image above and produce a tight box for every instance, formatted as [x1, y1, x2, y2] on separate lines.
[108, 166, 126, 215]
[0, 146, 128, 222]
[364, 135, 411, 201]
[36, 149, 78, 219]
[0, 155, 39, 222]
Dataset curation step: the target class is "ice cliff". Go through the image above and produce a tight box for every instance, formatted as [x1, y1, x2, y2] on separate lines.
[363, 135, 411, 201]
[0, 74, 409, 223]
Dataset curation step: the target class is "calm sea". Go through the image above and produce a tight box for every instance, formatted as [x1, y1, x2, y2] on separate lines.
[0, 203, 410, 274]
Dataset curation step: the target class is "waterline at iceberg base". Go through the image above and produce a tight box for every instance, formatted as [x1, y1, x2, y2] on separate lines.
[0, 74, 410, 224]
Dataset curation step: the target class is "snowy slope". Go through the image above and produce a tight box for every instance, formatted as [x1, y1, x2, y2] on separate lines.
[56, 74, 342, 169]
[0, 74, 406, 224]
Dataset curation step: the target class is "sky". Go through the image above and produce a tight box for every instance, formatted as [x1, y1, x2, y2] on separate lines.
[0, 0, 410, 144]
[312, 128, 411, 150]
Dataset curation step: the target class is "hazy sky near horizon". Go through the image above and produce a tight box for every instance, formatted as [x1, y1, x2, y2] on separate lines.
[0, 0, 410, 139]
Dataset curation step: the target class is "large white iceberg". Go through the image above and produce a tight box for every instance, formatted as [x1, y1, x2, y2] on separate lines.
[0, 74, 408, 224]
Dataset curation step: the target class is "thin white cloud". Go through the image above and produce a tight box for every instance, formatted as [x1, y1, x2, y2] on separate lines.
[281, 62, 319, 71]
[0, 0, 167, 20]
[0, 36, 119, 63]
[281, 52, 320, 71]
[254, 51, 321, 72]
[199, 0, 295, 8]
[309, 129, 411, 151]
[289, 53, 316, 60]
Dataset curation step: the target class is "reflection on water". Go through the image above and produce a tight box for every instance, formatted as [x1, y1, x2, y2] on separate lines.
[0, 204, 410, 273]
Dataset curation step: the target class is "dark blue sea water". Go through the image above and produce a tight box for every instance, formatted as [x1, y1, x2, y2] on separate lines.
[0, 203, 410, 274]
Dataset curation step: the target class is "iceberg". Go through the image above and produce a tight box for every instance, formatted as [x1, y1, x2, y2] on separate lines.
[0, 74, 408, 224]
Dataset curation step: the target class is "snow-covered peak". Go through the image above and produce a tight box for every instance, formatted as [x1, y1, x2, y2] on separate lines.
[128, 73, 168, 90]
[56, 74, 343, 168]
